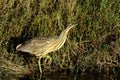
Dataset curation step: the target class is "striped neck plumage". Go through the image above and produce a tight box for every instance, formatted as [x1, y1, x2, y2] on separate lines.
[55, 24, 75, 49]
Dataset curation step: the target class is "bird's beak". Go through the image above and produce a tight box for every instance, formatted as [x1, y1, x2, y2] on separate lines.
[67, 23, 77, 28]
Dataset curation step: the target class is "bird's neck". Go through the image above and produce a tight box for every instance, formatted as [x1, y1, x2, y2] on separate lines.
[58, 26, 73, 41]
[55, 27, 73, 49]
[58, 28, 69, 42]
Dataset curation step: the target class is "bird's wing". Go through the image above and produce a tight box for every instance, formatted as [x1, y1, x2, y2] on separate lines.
[24, 37, 55, 46]
[18, 36, 57, 55]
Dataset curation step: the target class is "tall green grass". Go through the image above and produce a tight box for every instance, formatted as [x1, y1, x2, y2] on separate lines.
[0, 0, 120, 78]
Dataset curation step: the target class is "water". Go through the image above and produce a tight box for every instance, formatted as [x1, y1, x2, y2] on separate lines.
[19, 71, 120, 80]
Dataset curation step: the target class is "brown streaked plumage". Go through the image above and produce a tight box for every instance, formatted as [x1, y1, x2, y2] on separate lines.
[16, 24, 76, 74]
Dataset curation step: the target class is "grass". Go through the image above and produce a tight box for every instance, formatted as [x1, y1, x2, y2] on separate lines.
[0, 0, 120, 79]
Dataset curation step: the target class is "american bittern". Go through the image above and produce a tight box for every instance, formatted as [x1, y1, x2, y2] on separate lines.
[16, 24, 76, 74]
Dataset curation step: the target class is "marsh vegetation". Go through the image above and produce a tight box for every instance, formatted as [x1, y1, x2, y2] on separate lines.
[0, 0, 120, 79]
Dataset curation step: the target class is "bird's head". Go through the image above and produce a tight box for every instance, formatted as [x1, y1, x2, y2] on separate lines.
[67, 23, 77, 29]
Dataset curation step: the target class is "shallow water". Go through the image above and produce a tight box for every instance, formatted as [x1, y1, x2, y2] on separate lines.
[19, 71, 120, 80]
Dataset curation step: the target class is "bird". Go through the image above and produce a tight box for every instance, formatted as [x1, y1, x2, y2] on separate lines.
[16, 24, 76, 74]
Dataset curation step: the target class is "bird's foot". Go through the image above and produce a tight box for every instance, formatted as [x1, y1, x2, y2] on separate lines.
[43, 55, 52, 65]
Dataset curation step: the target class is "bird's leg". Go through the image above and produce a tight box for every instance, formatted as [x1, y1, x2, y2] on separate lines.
[43, 55, 52, 65]
[38, 57, 42, 74]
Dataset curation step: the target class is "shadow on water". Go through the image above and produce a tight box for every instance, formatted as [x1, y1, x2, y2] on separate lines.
[18, 69, 120, 80]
